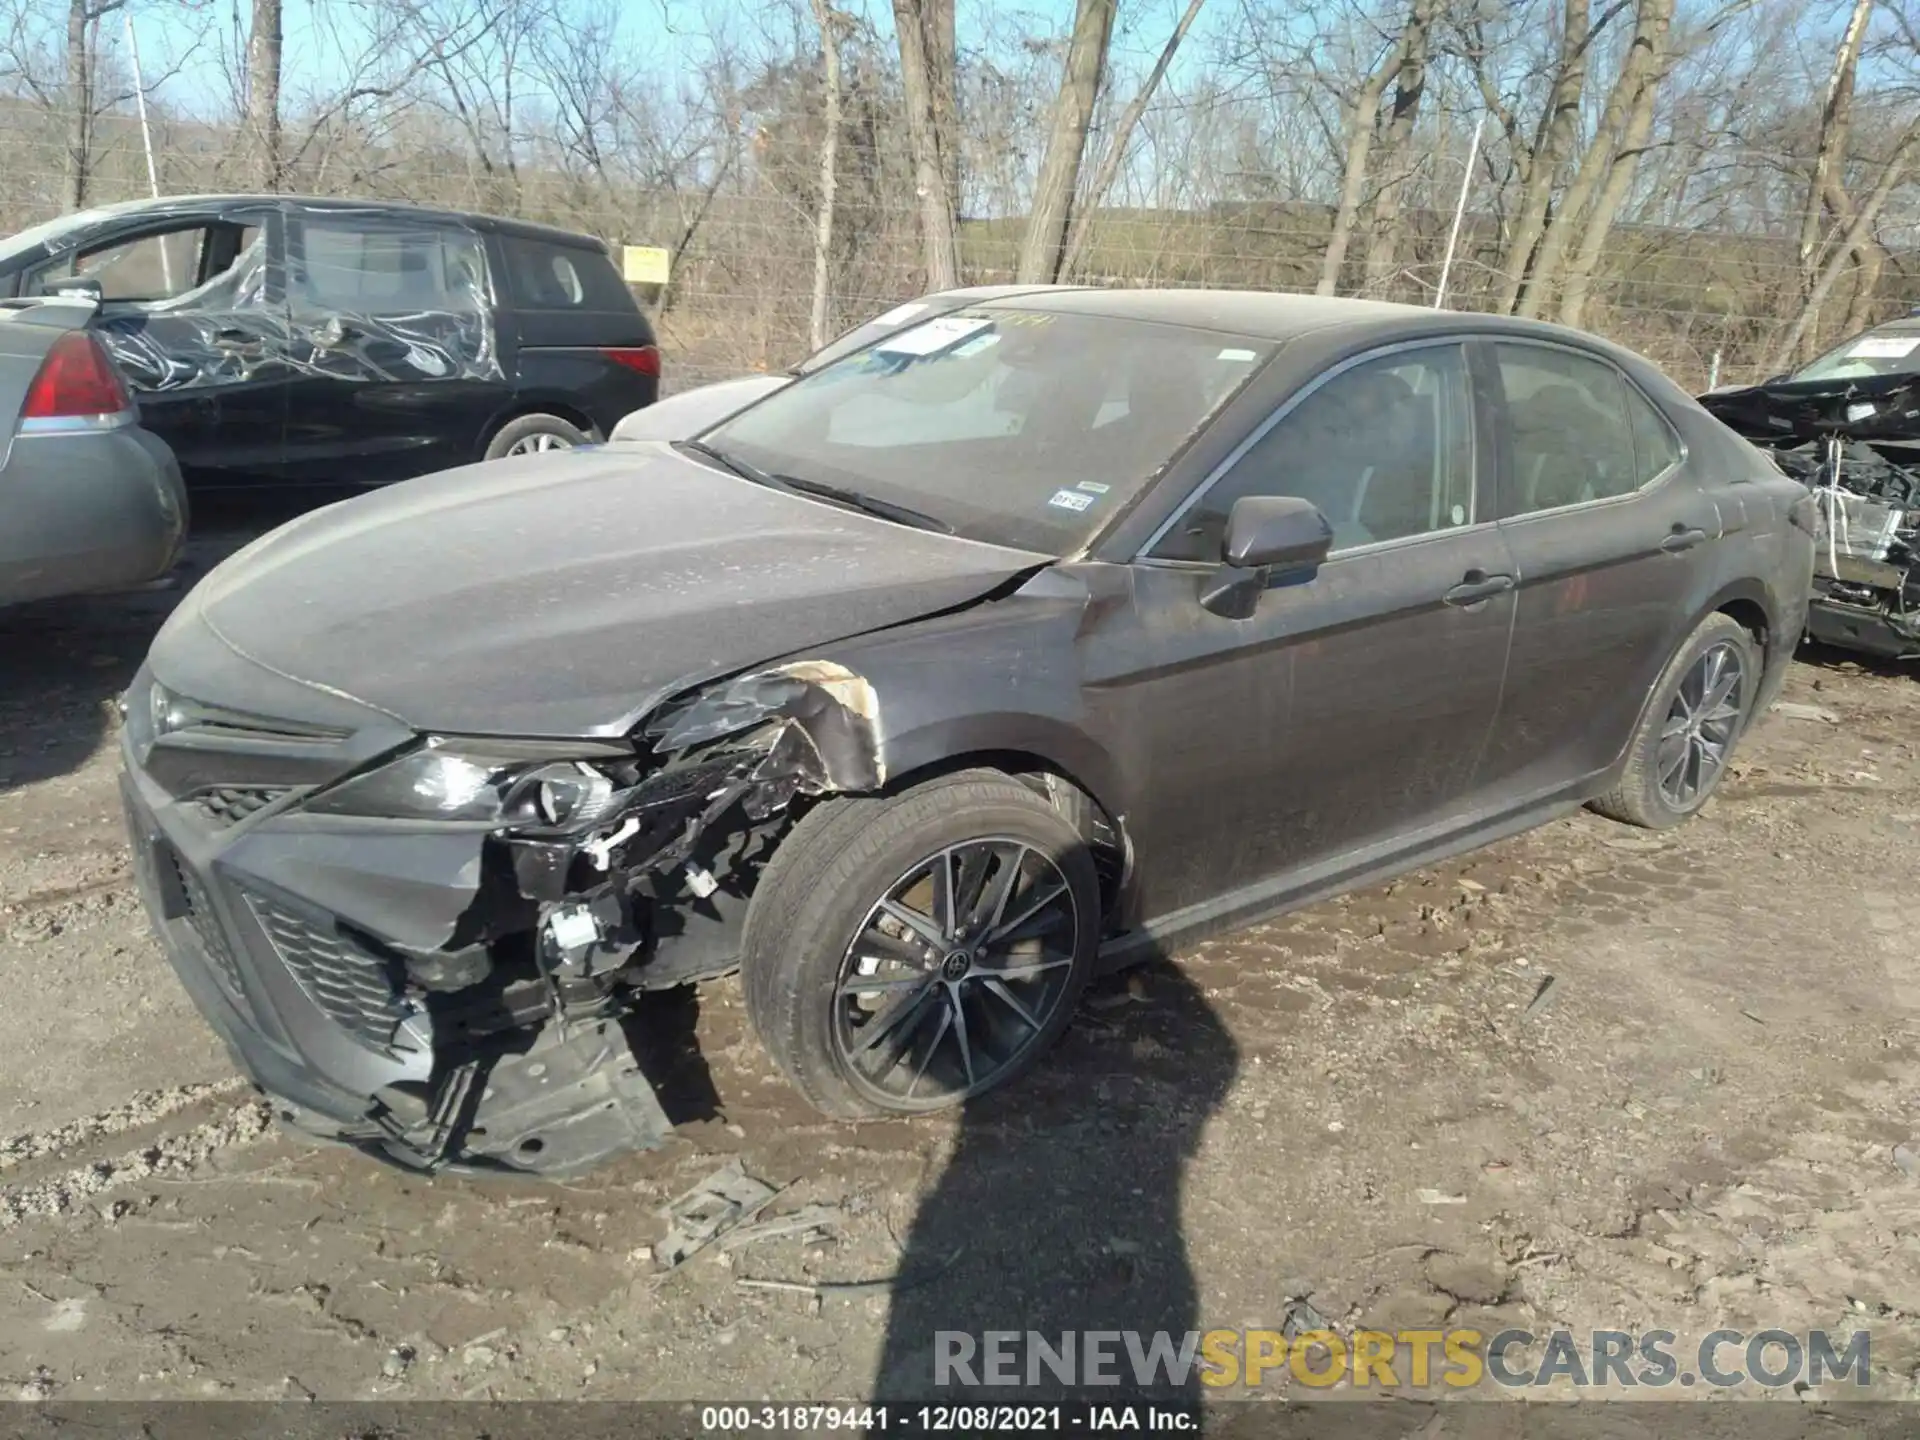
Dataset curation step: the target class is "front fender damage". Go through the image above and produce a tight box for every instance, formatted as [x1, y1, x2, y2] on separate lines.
[342, 662, 885, 1177]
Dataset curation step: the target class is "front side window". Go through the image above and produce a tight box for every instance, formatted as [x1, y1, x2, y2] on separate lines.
[28, 225, 212, 301]
[1151, 345, 1477, 562]
[702, 308, 1272, 553]
[1494, 343, 1651, 518]
[294, 221, 488, 313]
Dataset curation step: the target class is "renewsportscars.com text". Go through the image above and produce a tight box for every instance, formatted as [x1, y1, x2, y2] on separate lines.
[934, 1327, 1873, 1390]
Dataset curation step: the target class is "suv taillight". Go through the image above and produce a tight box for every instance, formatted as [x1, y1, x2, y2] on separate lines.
[19, 330, 133, 433]
[603, 345, 661, 378]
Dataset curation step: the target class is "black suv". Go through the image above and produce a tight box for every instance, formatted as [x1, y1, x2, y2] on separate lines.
[0, 195, 660, 489]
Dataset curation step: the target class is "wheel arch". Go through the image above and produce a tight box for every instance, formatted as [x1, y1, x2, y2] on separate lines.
[477, 400, 600, 458]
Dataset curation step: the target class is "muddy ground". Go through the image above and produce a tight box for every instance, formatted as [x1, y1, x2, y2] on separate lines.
[2, 503, 1917, 1409]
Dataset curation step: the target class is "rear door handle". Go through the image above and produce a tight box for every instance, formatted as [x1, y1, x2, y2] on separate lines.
[1661, 526, 1709, 553]
[1443, 570, 1516, 607]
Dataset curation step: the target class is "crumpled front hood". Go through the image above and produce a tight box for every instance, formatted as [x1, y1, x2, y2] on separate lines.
[155, 443, 1044, 738]
[1699, 372, 1920, 448]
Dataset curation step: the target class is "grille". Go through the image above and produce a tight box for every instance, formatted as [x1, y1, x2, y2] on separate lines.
[165, 846, 249, 1004]
[246, 894, 406, 1050]
[190, 786, 291, 827]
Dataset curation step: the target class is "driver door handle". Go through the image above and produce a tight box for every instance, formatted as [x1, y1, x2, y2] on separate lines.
[1443, 570, 1516, 607]
[1661, 525, 1709, 553]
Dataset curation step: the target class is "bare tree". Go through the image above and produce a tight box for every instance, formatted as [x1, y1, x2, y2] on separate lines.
[247, 0, 280, 187]
[1515, 0, 1673, 319]
[1062, 0, 1207, 276]
[1359, 0, 1441, 297]
[65, 0, 124, 208]
[1017, 0, 1117, 283]
[892, 0, 958, 286]
[807, 0, 844, 348]
[1317, 11, 1415, 296]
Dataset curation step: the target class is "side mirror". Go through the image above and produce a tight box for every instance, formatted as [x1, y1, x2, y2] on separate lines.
[1199, 495, 1334, 619]
[40, 275, 102, 303]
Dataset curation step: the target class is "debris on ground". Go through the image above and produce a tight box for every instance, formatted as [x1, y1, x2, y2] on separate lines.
[1894, 1144, 1920, 1181]
[718, 1202, 843, 1251]
[1772, 702, 1842, 724]
[1524, 974, 1561, 1016]
[655, 1158, 778, 1270]
[1281, 1297, 1333, 1340]
[1416, 1188, 1468, 1205]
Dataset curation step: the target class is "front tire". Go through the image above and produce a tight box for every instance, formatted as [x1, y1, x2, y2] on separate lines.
[741, 771, 1099, 1119]
[1591, 612, 1759, 829]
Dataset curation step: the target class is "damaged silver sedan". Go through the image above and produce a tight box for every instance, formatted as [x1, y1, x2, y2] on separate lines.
[122, 290, 1814, 1175]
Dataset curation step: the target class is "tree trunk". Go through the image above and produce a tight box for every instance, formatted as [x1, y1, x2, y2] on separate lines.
[249, 0, 284, 189]
[807, 0, 843, 351]
[1517, 0, 1668, 320]
[924, 0, 960, 223]
[1316, 46, 1402, 296]
[1769, 125, 1920, 374]
[1556, 0, 1672, 329]
[65, 0, 92, 211]
[1017, 0, 1118, 284]
[1797, 0, 1872, 296]
[1061, 0, 1207, 277]
[892, 0, 960, 288]
[1493, 0, 1593, 313]
[1361, 0, 1438, 299]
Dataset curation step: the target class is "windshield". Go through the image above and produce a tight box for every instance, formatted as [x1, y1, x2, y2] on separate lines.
[702, 307, 1272, 553]
[1793, 327, 1920, 382]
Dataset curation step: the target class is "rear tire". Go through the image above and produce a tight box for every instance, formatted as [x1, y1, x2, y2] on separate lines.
[484, 413, 594, 460]
[1590, 612, 1758, 829]
[741, 771, 1098, 1119]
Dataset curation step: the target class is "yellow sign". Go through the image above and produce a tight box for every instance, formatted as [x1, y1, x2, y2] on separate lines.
[622, 245, 671, 285]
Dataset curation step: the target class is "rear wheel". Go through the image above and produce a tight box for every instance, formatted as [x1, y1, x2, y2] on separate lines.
[1591, 612, 1758, 829]
[741, 772, 1098, 1118]
[485, 413, 594, 460]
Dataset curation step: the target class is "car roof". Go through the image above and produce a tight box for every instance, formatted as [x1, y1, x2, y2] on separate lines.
[14, 194, 609, 253]
[969, 285, 1647, 351]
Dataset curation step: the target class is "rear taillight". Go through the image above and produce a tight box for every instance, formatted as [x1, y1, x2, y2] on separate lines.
[603, 345, 661, 378]
[19, 330, 133, 433]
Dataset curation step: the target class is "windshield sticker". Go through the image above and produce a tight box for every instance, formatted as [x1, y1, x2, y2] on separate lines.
[952, 332, 1000, 358]
[1076, 480, 1111, 494]
[1218, 347, 1258, 362]
[876, 315, 992, 357]
[1848, 336, 1920, 359]
[869, 301, 928, 328]
[1048, 488, 1096, 513]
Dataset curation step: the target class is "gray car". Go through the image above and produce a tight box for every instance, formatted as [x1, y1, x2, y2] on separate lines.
[1, 297, 186, 605]
[121, 289, 1815, 1179]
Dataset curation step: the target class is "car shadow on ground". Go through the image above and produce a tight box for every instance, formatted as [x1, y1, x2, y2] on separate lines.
[1792, 635, 1917, 680]
[872, 953, 1237, 1412]
[0, 491, 337, 795]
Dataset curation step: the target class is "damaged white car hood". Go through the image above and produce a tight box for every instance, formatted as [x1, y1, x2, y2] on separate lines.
[157, 443, 1046, 738]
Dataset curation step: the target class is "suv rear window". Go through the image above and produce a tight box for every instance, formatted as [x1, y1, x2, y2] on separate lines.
[295, 222, 488, 312]
[500, 236, 627, 311]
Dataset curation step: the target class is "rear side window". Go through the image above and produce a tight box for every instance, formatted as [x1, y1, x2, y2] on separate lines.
[500, 236, 627, 311]
[1494, 343, 1667, 517]
[294, 221, 488, 313]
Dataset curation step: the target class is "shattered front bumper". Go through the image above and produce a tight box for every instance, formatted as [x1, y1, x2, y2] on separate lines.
[118, 720, 672, 1178]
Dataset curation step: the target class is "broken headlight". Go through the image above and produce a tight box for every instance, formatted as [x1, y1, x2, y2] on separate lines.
[307, 739, 625, 826]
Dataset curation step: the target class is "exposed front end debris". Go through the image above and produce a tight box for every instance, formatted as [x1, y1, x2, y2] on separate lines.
[279, 661, 889, 1175]
[1701, 378, 1920, 659]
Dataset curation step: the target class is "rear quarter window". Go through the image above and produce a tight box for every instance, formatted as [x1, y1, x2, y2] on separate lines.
[500, 236, 629, 311]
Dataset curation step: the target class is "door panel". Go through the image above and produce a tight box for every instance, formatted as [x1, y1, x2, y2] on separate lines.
[1476, 340, 1722, 798]
[1085, 340, 1515, 922]
[279, 214, 508, 485]
[1089, 533, 1516, 920]
[62, 209, 290, 484]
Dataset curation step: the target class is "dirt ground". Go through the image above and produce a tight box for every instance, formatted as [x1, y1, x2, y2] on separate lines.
[2, 503, 1918, 1409]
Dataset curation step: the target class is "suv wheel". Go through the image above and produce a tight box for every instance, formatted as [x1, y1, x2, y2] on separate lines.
[742, 771, 1098, 1118]
[486, 413, 594, 459]
[1591, 612, 1758, 829]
